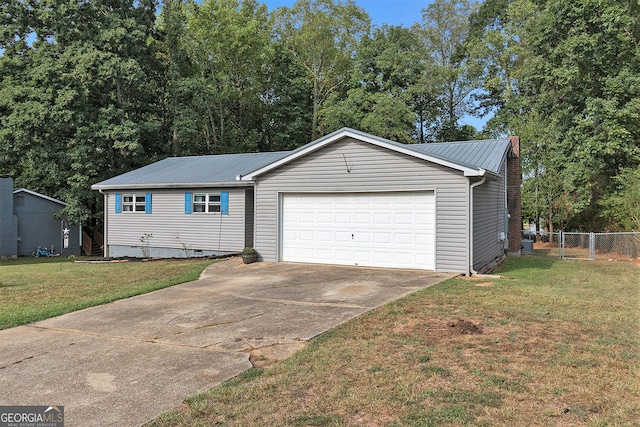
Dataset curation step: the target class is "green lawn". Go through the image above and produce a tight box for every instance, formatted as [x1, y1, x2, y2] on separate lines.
[149, 252, 640, 426]
[0, 257, 216, 329]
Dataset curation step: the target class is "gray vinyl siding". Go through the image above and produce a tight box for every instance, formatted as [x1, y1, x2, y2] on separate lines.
[472, 161, 507, 270]
[253, 137, 470, 273]
[106, 188, 245, 255]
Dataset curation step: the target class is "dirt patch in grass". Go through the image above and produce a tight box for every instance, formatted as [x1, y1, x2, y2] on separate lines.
[449, 318, 483, 334]
[247, 341, 307, 368]
[396, 317, 484, 338]
[473, 281, 493, 287]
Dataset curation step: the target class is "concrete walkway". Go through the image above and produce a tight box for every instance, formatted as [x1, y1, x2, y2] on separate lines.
[0, 258, 453, 426]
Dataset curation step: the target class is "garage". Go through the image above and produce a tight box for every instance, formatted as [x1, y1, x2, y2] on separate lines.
[281, 192, 435, 269]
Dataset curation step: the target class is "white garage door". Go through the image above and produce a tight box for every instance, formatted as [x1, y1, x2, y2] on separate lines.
[281, 192, 435, 269]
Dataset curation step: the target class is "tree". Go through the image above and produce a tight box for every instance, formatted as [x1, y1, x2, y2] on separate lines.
[175, 0, 273, 154]
[420, 0, 479, 141]
[601, 168, 640, 232]
[273, 0, 370, 139]
[320, 25, 424, 143]
[0, 0, 164, 224]
[470, 0, 640, 230]
[258, 42, 314, 151]
[517, 0, 640, 230]
[464, 0, 523, 117]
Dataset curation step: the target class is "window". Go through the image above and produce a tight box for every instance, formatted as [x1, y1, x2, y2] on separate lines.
[185, 192, 228, 215]
[194, 193, 220, 213]
[116, 193, 152, 214]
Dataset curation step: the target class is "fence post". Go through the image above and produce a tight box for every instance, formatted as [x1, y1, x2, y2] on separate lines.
[559, 231, 564, 259]
[589, 232, 595, 260]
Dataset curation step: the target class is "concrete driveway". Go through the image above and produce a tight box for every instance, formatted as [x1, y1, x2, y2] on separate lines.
[0, 258, 453, 426]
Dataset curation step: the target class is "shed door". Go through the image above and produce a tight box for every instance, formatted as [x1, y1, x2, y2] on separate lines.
[281, 192, 435, 270]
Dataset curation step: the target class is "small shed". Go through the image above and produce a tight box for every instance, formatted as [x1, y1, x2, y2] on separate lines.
[1, 175, 81, 257]
[12, 189, 82, 256]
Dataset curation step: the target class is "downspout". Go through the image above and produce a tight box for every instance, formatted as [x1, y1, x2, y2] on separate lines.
[469, 177, 486, 276]
[99, 189, 108, 258]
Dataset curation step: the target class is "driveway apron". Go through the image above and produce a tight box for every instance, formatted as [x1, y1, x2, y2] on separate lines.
[0, 258, 453, 426]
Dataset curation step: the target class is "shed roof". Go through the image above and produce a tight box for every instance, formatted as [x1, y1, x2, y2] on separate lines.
[13, 188, 67, 206]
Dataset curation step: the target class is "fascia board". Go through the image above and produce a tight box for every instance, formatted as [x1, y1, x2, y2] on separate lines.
[91, 181, 253, 191]
[240, 129, 484, 180]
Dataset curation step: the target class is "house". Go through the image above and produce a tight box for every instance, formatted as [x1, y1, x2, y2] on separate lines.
[0, 175, 82, 257]
[92, 128, 521, 274]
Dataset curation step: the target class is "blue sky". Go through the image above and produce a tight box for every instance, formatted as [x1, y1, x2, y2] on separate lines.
[263, 0, 429, 27]
[263, 0, 489, 130]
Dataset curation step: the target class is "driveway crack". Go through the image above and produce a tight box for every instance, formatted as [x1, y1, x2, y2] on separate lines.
[0, 355, 34, 370]
[226, 293, 365, 309]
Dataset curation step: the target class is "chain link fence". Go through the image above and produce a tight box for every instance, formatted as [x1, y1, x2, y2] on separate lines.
[534, 231, 639, 260]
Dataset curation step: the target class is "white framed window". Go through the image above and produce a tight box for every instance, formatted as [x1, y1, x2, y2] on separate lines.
[116, 193, 151, 214]
[185, 191, 228, 215]
[123, 194, 146, 212]
[193, 193, 221, 213]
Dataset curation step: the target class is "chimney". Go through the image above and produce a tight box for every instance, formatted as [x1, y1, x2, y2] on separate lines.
[507, 136, 522, 256]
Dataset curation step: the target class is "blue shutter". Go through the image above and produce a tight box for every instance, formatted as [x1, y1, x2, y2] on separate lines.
[220, 191, 229, 215]
[185, 192, 193, 214]
[145, 193, 152, 214]
[115, 193, 122, 214]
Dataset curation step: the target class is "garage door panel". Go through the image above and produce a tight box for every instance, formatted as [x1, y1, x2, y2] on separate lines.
[334, 249, 351, 262]
[354, 213, 371, 223]
[393, 233, 413, 245]
[374, 213, 391, 224]
[394, 213, 413, 224]
[335, 231, 351, 242]
[335, 212, 351, 223]
[282, 192, 434, 270]
[354, 232, 371, 243]
[317, 230, 333, 241]
[317, 212, 333, 223]
[415, 233, 433, 245]
[416, 213, 434, 225]
[374, 232, 391, 244]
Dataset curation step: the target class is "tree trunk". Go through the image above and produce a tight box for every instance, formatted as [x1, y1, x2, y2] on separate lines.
[311, 75, 320, 140]
[172, 129, 178, 156]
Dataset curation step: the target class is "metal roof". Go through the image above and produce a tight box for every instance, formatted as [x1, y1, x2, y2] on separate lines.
[92, 129, 513, 190]
[406, 138, 512, 175]
[92, 151, 290, 190]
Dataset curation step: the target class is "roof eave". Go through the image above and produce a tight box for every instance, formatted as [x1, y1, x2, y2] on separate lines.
[91, 181, 254, 191]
